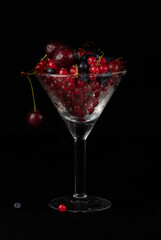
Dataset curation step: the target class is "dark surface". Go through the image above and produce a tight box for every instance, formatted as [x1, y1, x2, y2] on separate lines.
[1, 1, 161, 239]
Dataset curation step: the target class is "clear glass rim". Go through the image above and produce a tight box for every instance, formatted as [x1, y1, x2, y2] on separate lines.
[36, 70, 127, 78]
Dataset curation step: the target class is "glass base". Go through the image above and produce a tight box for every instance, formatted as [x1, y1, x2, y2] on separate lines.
[49, 195, 111, 213]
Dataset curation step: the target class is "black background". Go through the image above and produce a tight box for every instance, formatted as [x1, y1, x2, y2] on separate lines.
[1, 1, 161, 239]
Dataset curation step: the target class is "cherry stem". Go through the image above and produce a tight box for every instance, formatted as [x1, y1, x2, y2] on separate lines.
[41, 54, 47, 61]
[115, 57, 123, 62]
[82, 41, 95, 49]
[26, 75, 37, 112]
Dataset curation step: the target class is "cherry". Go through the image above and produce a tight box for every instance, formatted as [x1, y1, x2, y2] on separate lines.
[27, 110, 44, 128]
[22, 73, 45, 128]
[58, 204, 67, 212]
[45, 41, 65, 58]
[53, 46, 76, 70]
[108, 61, 121, 73]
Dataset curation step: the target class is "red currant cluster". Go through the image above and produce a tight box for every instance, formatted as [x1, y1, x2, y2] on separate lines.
[23, 41, 126, 124]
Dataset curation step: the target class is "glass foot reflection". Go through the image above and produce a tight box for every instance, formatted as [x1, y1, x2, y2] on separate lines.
[49, 195, 111, 213]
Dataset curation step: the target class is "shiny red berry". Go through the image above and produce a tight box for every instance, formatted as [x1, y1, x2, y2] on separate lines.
[75, 88, 81, 95]
[77, 79, 85, 87]
[89, 73, 96, 81]
[35, 64, 44, 73]
[59, 68, 68, 75]
[108, 61, 121, 73]
[88, 107, 94, 115]
[58, 204, 67, 212]
[94, 90, 100, 98]
[67, 77, 75, 90]
[47, 59, 57, 70]
[99, 65, 109, 74]
[70, 66, 77, 75]
[27, 111, 44, 128]
[90, 66, 100, 74]
[78, 48, 86, 57]
[87, 56, 97, 67]
[100, 57, 108, 65]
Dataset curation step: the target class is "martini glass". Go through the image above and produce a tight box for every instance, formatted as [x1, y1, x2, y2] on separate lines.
[36, 70, 126, 213]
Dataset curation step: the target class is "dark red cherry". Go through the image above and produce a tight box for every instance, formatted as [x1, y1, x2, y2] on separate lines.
[52, 46, 76, 70]
[108, 61, 121, 73]
[45, 41, 65, 58]
[27, 110, 44, 128]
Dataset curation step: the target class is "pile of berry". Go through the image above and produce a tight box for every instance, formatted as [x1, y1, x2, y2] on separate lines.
[34, 41, 125, 120]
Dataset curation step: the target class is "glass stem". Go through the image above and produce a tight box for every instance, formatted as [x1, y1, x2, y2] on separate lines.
[73, 137, 87, 199]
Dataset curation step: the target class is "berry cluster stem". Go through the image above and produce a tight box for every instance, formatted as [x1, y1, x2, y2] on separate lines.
[97, 51, 104, 66]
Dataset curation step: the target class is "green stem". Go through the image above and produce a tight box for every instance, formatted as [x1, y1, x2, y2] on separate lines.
[41, 54, 47, 61]
[26, 75, 37, 112]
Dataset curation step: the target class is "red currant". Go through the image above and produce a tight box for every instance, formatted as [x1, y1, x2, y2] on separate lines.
[35, 64, 44, 73]
[66, 90, 74, 100]
[90, 66, 100, 74]
[61, 85, 68, 93]
[78, 48, 86, 57]
[84, 84, 91, 93]
[46, 59, 57, 70]
[58, 204, 67, 212]
[73, 105, 80, 113]
[109, 78, 114, 86]
[70, 66, 77, 75]
[100, 57, 108, 65]
[88, 107, 94, 115]
[94, 90, 100, 98]
[89, 73, 96, 81]
[39, 60, 47, 68]
[93, 81, 100, 90]
[87, 56, 97, 67]
[92, 100, 99, 107]
[77, 79, 85, 87]
[67, 77, 75, 90]
[99, 65, 109, 74]
[59, 68, 68, 75]
[74, 88, 81, 95]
